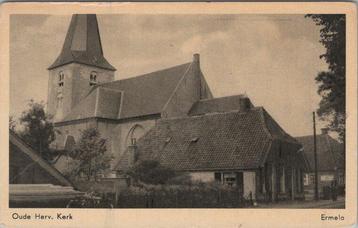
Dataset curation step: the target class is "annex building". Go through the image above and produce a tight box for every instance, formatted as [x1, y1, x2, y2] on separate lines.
[296, 129, 345, 199]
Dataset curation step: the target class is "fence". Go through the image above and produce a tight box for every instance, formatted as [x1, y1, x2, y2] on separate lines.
[72, 178, 129, 207]
[116, 185, 249, 208]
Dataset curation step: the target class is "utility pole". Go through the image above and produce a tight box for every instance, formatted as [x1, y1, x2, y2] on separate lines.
[313, 112, 319, 201]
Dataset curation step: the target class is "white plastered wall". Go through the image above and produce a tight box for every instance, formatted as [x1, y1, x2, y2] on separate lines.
[243, 171, 256, 200]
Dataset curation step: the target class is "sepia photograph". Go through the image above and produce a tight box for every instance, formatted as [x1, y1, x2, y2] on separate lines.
[0, 2, 356, 227]
[7, 12, 348, 210]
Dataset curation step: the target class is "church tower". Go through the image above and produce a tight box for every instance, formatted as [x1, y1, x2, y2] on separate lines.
[47, 14, 116, 121]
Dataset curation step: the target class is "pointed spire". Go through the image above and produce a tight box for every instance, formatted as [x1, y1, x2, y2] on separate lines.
[48, 14, 115, 71]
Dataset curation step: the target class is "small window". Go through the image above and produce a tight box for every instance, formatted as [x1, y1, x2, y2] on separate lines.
[58, 71, 64, 87]
[223, 173, 236, 187]
[89, 71, 97, 86]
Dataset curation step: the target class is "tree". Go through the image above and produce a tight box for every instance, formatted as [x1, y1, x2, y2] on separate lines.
[306, 14, 346, 142]
[18, 100, 57, 161]
[69, 128, 112, 181]
[128, 160, 177, 185]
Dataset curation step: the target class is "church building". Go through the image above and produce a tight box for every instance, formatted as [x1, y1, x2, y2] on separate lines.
[48, 14, 307, 201]
[49, 14, 212, 174]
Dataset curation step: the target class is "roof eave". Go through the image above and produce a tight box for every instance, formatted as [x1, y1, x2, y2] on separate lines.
[9, 131, 73, 187]
[48, 60, 116, 71]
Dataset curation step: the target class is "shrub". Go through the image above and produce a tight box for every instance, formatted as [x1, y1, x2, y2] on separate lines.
[116, 182, 247, 208]
[127, 160, 177, 185]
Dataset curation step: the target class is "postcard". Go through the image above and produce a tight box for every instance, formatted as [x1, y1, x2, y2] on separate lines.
[0, 2, 356, 227]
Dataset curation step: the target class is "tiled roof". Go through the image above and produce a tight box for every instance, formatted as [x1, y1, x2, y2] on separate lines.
[101, 62, 192, 119]
[9, 130, 73, 187]
[296, 134, 344, 172]
[61, 62, 192, 122]
[48, 14, 115, 71]
[115, 107, 300, 171]
[62, 87, 122, 121]
[188, 95, 253, 116]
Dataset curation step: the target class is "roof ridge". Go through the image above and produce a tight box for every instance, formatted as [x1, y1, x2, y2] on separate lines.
[161, 62, 193, 113]
[259, 107, 299, 144]
[99, 62, 192, 87]
[257, 107, 274, 140]
[118, 90, 125, 119]
[160, 107, 263, 122]
[196, 94, 246, 102]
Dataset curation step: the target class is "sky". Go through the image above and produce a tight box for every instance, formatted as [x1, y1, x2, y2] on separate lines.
[10, 14, 329, 137]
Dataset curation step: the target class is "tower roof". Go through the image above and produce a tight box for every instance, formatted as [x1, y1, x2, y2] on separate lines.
[48, 14, 116, 71]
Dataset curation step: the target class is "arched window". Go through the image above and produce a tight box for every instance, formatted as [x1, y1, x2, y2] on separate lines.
[125, 124, 145, 147]
[58, 71, 64, 87]
[89, 71, 97, 86]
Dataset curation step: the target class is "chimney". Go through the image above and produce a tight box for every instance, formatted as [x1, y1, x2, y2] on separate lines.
[127, 145, 138, 168]
[192, 53, 202, 99]
[239, 96, 251, 112]
[321, 128, 329, 135]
